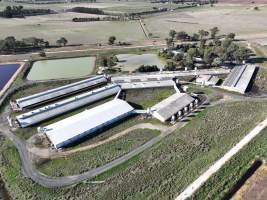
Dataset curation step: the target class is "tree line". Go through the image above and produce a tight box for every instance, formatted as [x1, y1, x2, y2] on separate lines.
[0, 6, 54, 18]
[70, 7, 105, 15]
[160, 28, 250, 70]
[72, 16, 133, 22]
[0, 36, 68, 54]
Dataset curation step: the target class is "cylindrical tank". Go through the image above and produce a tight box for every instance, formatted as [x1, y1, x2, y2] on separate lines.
[190, 103, 194, 110]
[184, 106, 188, 113]
[171, 115, 176, 122]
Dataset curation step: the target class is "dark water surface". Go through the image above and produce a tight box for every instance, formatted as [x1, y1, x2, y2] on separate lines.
[0, 64, 20, 90]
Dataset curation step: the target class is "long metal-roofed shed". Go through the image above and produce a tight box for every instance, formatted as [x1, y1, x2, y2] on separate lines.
[39, 99, 134, 149]
[151, 93, 195, 122]
[16, 84, 121, 128]
[221, 64, 257, 94]
[15, 75, 107, 109]
[119, 80, 176, 89]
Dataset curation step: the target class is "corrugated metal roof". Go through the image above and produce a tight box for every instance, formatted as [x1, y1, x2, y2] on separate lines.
[42, 99, 134, 148]
[120, 80, 175, 89]
[16, 75, 107, 108]
[222, 65, 256, 94]
[16, 84, 121, 128]
[152, 93, 194, 122]
[196, 75, 219, 86]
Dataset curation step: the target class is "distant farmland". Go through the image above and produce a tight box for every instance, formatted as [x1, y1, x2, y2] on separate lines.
[219, 0, 267, 4]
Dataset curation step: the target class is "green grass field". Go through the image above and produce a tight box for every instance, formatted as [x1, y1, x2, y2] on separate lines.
[0, 100, 267, 199]
[192, 127, 267, 200]
[36, 129, 160, 177]
[125, 87, 175, 109]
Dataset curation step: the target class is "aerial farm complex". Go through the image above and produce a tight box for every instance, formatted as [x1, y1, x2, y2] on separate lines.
[14, 73, 201, 149]
[13, 63, 256, 150]
[0, 0, 267, 200]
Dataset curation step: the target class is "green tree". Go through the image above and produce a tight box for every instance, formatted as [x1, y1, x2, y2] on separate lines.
[164, 61, 176, 71]
[198, 29, 209, 40]
[108, 36, 116, 45]
[185, 48, 197, 69]
[212, 57, 223, 67]
[165, 37, 174, 48]
[176, 31, 188, 41]
[227, 33, 235, 40]
[191, 33, 200, 41]
[210, 27, 219, 39]
[169, 29, 176, 39]
[174, 53, 184, 62]
[233, 46, 249, 64]
[56, 37, 68, 46]
[203, 47, 215, 67]
[4, 36, 16, 50]
[3, 6, 12, 18]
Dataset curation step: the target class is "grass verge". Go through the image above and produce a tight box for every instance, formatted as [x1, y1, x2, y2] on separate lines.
[191, 127, 267, 200]
[36, 129, 160, 177]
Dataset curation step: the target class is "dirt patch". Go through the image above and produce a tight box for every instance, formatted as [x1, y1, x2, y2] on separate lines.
[233, 163, 267, 200]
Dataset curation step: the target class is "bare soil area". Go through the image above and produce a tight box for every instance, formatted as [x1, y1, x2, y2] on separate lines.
[233, 164, 267, 200]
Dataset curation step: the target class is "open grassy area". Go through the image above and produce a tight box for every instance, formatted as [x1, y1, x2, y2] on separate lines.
[0, 12, 145, 44]
[125, 87, 175, 109]
[192, 128, 267, 200]
[68, 115, 161, 150]
[82, 101, 267, 200]
[144, 4, 267, 41]
[187, 84, 226, 102]
[36, 128, 160, 177]
[0, 100, 266, 199]
[254, 67, 267, 92]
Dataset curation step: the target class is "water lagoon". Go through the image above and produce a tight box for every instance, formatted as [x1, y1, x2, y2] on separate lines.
[0, 63, 21, 90]
[115, 54, 165, 72]
[27, 57, 96, 81]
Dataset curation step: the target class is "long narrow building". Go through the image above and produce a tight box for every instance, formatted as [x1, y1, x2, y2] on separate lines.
[15, 75, 107, 109]
[16, 84, 120, 128]
[151, 93, 195, 122]
[39, 99, 134, 149]
[221, 64, 257, 94]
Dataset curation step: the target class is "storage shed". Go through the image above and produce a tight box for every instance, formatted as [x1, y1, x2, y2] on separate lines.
[39, 99, 134, 149]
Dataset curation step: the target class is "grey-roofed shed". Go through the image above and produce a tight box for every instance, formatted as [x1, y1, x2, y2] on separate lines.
[16, 84, 120, 128]
[151, 93, 195, 122]
[221, 64, 256, 94]
[15, 75, 107, 109]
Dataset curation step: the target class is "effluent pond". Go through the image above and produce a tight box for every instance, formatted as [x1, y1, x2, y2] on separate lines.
[115, 54, 165, 72]
[0, 63, 21, 90]
[27, 57, 96, 81]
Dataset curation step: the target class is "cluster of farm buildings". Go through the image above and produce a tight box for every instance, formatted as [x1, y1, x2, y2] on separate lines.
[11, 64, 257, 149]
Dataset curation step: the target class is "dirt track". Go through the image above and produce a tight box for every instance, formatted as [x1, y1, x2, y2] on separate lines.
[233, 165, 267, 200]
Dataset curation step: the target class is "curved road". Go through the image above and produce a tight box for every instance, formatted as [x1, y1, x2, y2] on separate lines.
[0, 121, 184, 188]
[28, 123, 168, 159]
